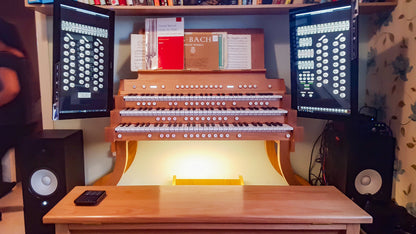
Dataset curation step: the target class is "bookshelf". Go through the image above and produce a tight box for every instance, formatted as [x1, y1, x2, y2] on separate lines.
[25, 1, 397, 16]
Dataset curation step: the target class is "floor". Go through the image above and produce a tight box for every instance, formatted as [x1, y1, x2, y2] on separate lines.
[0, 183, 25, 233]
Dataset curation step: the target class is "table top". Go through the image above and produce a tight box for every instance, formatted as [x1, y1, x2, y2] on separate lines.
[43, 185, 372, 225]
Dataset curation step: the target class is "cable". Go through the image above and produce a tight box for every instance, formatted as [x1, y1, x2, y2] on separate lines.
[308, 132, 322, 184]
[308, 120, 330, 185]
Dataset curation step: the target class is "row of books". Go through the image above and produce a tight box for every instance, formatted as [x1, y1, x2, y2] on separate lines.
[131, 17, 252, 71]
[29, 0, 382, 5]
[28, 0, 304, 5]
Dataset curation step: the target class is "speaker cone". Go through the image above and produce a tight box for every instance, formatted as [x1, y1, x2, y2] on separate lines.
[354, 169, 382, 195]
[30, 169, 58, 196]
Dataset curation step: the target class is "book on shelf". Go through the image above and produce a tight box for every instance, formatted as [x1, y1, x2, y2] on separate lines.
[145, 18, 158, 69]
[217, 32, 227, 69]
[261, 0, 272, 4]
[131, 34, 146, 71]
[28, 0, 42, 3]
[133, 0, 148, 5]
[184, 31, 253, 70]
[132, 28, 259, 71]
[145, 17, 185, 70]
[184, 32, 223, 70]
[80, 0, 307, 4]
[225, 34, 251, 70]
[25, 0, 303, 5]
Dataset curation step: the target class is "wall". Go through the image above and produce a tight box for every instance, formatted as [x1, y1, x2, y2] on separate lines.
[365, 0, 416, 216]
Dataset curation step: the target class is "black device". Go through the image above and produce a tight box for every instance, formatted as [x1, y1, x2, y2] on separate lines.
[52, 0, 115, 120]
[323, 119, 395, 206]
[16, 130, 85, 234]
[289, 0, 359, 120]
[322, 119, 399, 233]
[74, 190, 106, 206]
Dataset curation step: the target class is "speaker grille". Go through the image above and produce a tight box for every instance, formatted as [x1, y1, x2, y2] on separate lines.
[30, 169, 58, 196]
[354, 169, 382, 195]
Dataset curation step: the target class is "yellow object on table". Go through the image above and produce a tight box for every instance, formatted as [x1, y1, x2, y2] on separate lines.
[172, 175, 244, 185]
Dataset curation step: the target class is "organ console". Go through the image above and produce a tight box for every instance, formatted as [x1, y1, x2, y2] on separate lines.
[99, 69, 304, 185]
[105, 70, 298, 142]
[97, 29, 304, 186]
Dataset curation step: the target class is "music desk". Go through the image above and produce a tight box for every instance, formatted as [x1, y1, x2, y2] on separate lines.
[43, 185, 371, 234]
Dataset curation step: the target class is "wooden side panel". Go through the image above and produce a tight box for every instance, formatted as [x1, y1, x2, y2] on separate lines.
[93, 141, 128, 186]
[266, 140, 303, 185]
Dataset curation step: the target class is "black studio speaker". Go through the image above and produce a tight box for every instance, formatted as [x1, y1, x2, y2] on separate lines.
[16, 130, 85, 234]
[324, 120, 395, 206]
[324, 119, 398, 233]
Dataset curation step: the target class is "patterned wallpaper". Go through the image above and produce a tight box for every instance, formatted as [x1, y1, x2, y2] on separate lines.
[366, 0, 416, 216]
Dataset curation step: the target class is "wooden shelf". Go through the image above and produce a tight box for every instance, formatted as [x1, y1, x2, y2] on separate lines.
[136, 69, 267, 73]
[25, 1, 397, 16]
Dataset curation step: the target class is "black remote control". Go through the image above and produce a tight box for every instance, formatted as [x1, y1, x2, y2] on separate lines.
[74, 190, 106, 206]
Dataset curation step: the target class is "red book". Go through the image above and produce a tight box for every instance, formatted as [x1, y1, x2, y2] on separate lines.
[119, 0, 127, 5]
[156, 17, 184, 69]
[94, 0, 101, 4]
[158, 36, 184, 69]
[145, 18, 184, 70]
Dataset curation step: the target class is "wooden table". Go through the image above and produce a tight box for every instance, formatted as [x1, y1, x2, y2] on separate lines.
[43, 185, 372, 234]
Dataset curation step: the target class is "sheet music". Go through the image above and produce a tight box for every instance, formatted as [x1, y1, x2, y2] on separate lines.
[226, 34, 251, 70]
[145, 18, 158, 70]
[131, 34, 145, 71]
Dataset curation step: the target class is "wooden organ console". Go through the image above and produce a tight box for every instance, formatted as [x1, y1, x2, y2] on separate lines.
[96, 29, 304, 186]
[107, 70, 298, 141]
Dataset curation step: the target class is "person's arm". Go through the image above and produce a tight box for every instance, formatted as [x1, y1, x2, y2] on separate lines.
[0, 67, 20, 106]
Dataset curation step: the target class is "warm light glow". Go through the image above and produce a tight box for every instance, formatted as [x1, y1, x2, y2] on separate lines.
[118, 141, 287, 186]
[163, 144, 231, 179]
